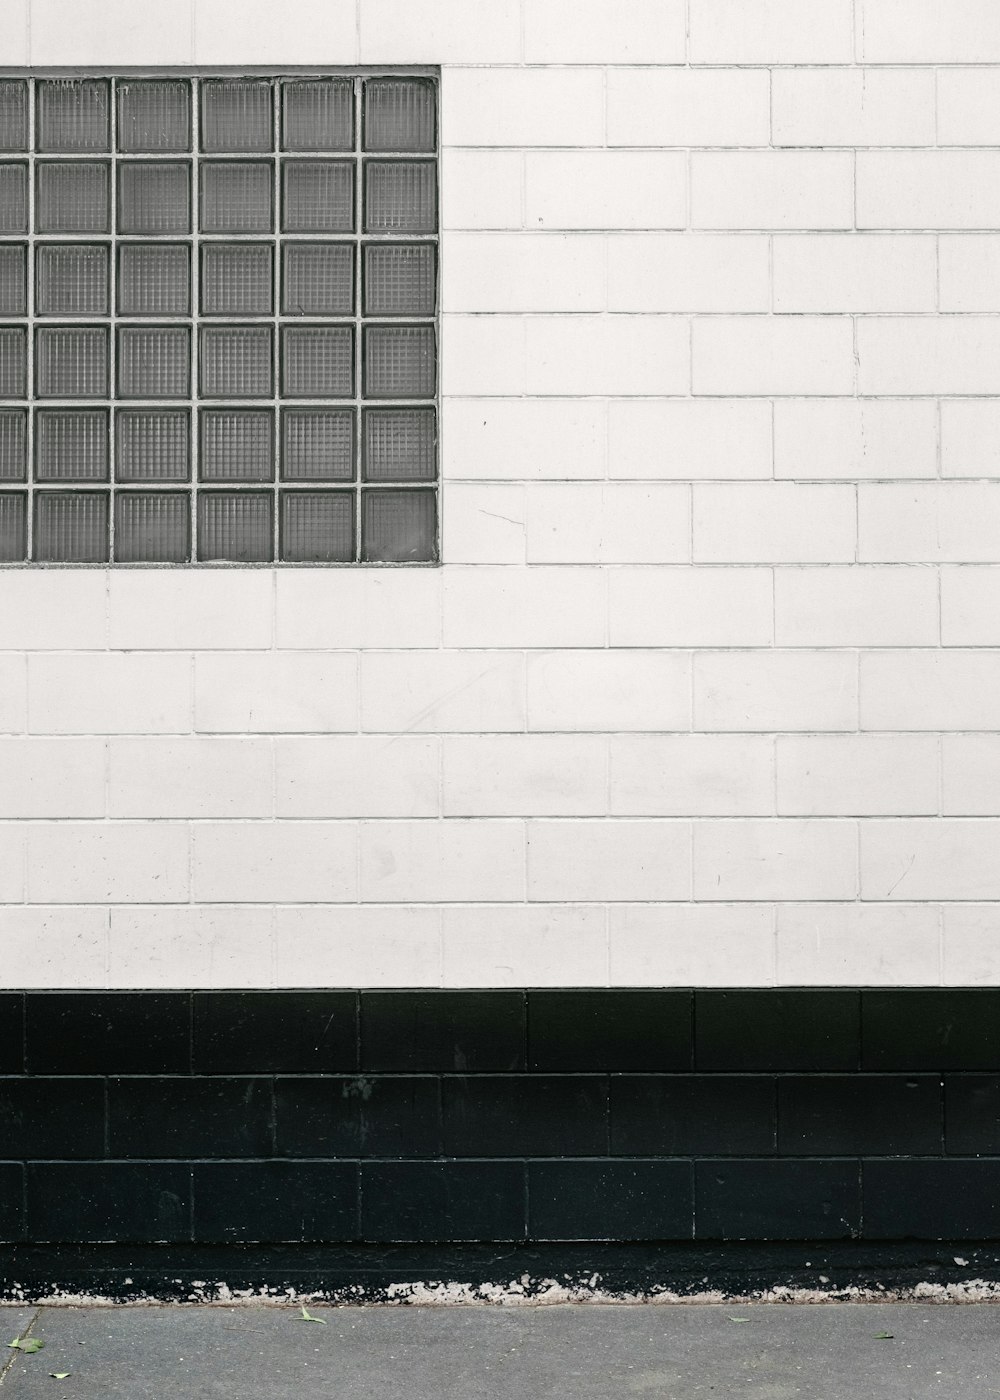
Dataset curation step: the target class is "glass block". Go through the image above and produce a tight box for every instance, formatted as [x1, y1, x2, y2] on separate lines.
[282, 243, 353, 316]
[37, 80, 110, 153]
[201, 80, 273, 154]
[35, 408, 109, 482]
[0, 327, 26, 398]
[200, 162, 274, 234]
[115, 491, 191, 563]
[118, 162, 191, 234]
[117, 80, 191, 153]
[117, 244, 190, 316]
[36, 245, 109, 316]
[117, 326, 190, 399]
[282, 80, 353, 152]
[362, 489, 436, 563]
[36, 163, 110, 234]
[363, 407, 436, 482]
[281, 326, 354, 398]
[199, 408, 274, 482]
[363, 326, 436, 399]
[281, 408, 354, 482]
[364, 244, 435, 316]
[0, 165, 27, 235]
[0, 246, 26, 316]
[35, 327, 105, 398]
[0, 409, 26, 481]
[0, 492, 26, 561]
[281, 161, 354, 233]
[280, 490, 354, 562]
[198, 491, 273, 563]
[34, 491, 109, 563]
[364, 161, 436, 233]
[0, 83, 28, 153]
[201, 244, 273, 315]
[364, 79, 436, 153]
[116, 409, 190, 483]
[200, 325, 273, 398]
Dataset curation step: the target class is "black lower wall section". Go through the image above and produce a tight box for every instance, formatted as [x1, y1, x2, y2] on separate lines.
[4, 989, 1000, 1278]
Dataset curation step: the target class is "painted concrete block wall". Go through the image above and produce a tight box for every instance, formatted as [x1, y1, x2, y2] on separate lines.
[3, 0, 1000, 989]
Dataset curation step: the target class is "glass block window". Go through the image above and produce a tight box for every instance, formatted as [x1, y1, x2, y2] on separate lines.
[0, 73, 438, 564]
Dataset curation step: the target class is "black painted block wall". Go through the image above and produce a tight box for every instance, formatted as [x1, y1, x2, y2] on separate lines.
[3, 989, 1000, 1246]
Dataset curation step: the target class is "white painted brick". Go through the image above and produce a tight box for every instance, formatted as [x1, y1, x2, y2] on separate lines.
[773, 235, 936, 314]
[443, 484, 526, 564]
[275, 906, 442, 988]
[859, 483, 1000, 563]
[193, 822, 357, 903]
[777, 735, 938, 816]
[942, 567, 1000, 645]
[275, 737, 440, 817]
[441, 151, 522, 231]
[31, 0, 190, 62]
[526, 650, 691, 732]
[525, 153, 687, 231]
[694, 652, 858, 732]
[443, 736, 605, 817]
[443, 69, 604, 147]
[608, 235, 769, 314]
[609, 905, 775, 986]
[772, 69, 935, 147]
[527, 820, 691, 901]
[361, 0, 520, 62]
[858, 318, 1000, 396]
[0, 827, 25, 901]
[108, 907, 274, 989]
[861, 651, 1000, 730]
[0, 658, 25, 735]
[944, 906, 1000, 985]
[694, 483, 856, 564]
[526, 484, 690, 565]
[774, 400, 938, 481]
[689, 0, 853, 62]
[861, 820, 1000, 901]
[610, 567, 773, 647]
[606, 69, 770, 148]
[942, 401, 1000, 478]
[609, 400, 772, 481]
[28, 654, 192, 735]
[943, 736, 1000, 815]
[610, 735, 774, 816]
[0, 739, 105, 818]
[938, 69, 1000, 146]
[0, 2, 26, 64]
[694, 820, 857, 900]
[362, 651, 526, 734]
[27, 823, 188, 903]
[526, 316, 689, 397]
[444, 400, 605, 482]
[194, 653, 358, 734]
[277, 570, 441, 649]
[524, 0, 684, 62]
[194, 0, 355, 62]
[692, 153, 854, 232]
[0, 572, 105, 650]
[109, 572, 272, 650]
[360, 820, 525, 902]
[442, 234, 605, 314]
[108, 738, 273, 819]
[774, 567, 939, 647]
[442, 316, 525, 397]
[693, 318, 855, 397]
[858, 0, 1000, 62]
[443, 567, 605, 648]
[776, 904, 941, 985]
[442, 905, 607, 988]
[940, 237, 1000, 313]
[0, 908, 107, 990]
[857, 153, 1000, 230]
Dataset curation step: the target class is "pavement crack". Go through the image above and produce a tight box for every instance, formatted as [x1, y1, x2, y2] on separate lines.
[0, 1306, 42, 1387]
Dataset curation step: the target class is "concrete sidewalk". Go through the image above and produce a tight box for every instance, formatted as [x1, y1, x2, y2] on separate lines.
[0, 1302, 996, 1398]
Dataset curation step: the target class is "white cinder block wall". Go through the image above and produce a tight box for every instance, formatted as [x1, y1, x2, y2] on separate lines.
[4, 0, 1000, 989]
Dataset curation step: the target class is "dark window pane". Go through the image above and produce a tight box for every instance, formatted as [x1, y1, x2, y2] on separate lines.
[364, 161, 436, 233]
[364, 79, 436, 153]
[202, 80, 273, 153]
[198, 491, 273, 562]
[118, 162, 191, 234]
[282, 161, 354, 232]
[280, 490, 354, 562]
[364, 244, 435, 316]
[199, 408, 274, 482]
[0, 492, 26, 560]
[34, 491, 109, 562]
[115, 491, 191, 563]
[0, 245, 26, 316]
[35, 327, 105, 398]
[363, 325, 436, 398]
[37, 80, 110, 153]
[0, 83, 28, 153]
[0, 327, 26, 398]
[117, 80, 191, 154]
[200, 325, 273, 398]
[35, 408, 109, 481]
[362, 489, 436, 563]
[282, 408, 355, 482]
[117, 326, 190, 399]
[36, 245, 108, 316]
[36, 163, 110, 233]
[0, 409, 26, 481]
[116, 409, 190, 483]
[282, 80, 353, 152]
[283, 242, 353, 316]
[117, 244, 190, 316]
[200, 162, 273, 233]
[281, 325, 354, 397]
[0, 165, 27, 234]
[363, 407, 436, 482]
[201, 244, 273, 316]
